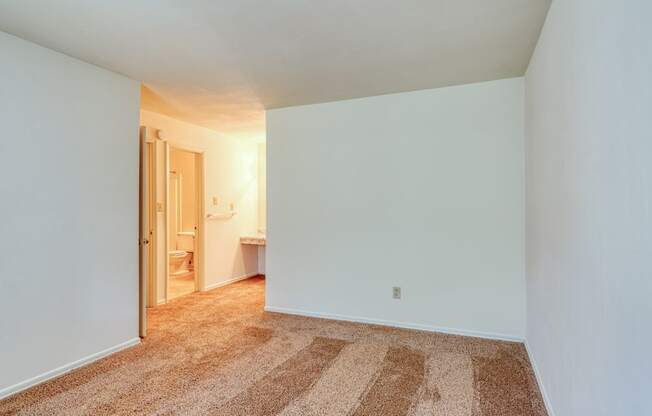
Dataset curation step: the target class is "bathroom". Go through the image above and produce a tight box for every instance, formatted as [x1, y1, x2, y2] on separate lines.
[168, 147, 198, 299]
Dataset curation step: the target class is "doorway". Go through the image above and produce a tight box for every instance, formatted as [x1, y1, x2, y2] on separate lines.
[167, 147, 200, 300]
[139, 127, 206, 337]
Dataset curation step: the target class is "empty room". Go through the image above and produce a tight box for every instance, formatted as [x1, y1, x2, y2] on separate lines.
[0, 1, 649, 415]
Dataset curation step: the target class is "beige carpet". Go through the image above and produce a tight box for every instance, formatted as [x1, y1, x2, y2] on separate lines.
[0, 276, 547, 416]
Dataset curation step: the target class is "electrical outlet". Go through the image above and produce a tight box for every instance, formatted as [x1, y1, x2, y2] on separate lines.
[392, 286, 401, 299]
[212, 196, 219, 206]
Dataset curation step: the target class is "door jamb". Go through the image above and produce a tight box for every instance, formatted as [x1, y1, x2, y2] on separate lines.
[164, 142, 170, 301]
[148, 137, 158, 307]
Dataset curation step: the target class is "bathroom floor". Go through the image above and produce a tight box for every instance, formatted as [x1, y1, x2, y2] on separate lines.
[168, 272, 195, 299]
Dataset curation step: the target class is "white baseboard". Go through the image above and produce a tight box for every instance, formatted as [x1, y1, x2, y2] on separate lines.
[524, 340, 556, 416]
[204, 272, 259, 291]
[264, 306, 523, 343]
[0, 337, 140, 400]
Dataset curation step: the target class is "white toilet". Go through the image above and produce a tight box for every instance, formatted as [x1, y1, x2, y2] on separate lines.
[169, 232, 194, 276]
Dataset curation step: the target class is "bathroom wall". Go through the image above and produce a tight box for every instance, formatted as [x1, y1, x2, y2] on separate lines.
[140, 110, 260, 301]
[169, 148, 197, 251]
[258, 143, 267, 233]
[167, 171, 179, 250]
[0, 32, 140, 396]
[267, 78, 526, 339]
[524, 1, 652, 415]
[257, 143, 267, 274]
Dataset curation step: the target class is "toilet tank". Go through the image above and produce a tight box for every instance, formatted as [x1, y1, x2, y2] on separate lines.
[177, 231, 195, 252]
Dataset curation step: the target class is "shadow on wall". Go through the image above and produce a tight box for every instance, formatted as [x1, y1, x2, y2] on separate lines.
[233, 244, 259, 278]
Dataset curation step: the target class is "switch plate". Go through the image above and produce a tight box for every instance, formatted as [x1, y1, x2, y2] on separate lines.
[392, 287, 401, 299]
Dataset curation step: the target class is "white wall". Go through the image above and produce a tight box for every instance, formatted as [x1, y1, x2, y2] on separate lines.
[267, 78, 526, 339]
[0, 33, 140, 395]
[525, 1, 652, 415]
[140, 111, 259, 294]
[258, 143, 267, 275]
[258, 143, 267, 233]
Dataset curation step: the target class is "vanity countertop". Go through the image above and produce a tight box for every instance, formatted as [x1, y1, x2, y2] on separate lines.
[240, 235, 266, 246]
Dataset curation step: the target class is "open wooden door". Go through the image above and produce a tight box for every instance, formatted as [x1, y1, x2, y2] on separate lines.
[139, 127, 154, 338]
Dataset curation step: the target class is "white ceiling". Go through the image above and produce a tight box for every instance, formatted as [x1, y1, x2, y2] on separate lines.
[0, 0, 550, 139]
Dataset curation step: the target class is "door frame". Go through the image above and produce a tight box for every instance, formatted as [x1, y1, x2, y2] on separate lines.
[149, 137, 160, 307]
[141, 129, 206, 312]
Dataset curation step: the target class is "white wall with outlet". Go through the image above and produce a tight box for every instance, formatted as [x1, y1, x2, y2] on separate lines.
[140, 110, 260, 294]
[266, 78, 525, 339]
[0, 33, 140, 396]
